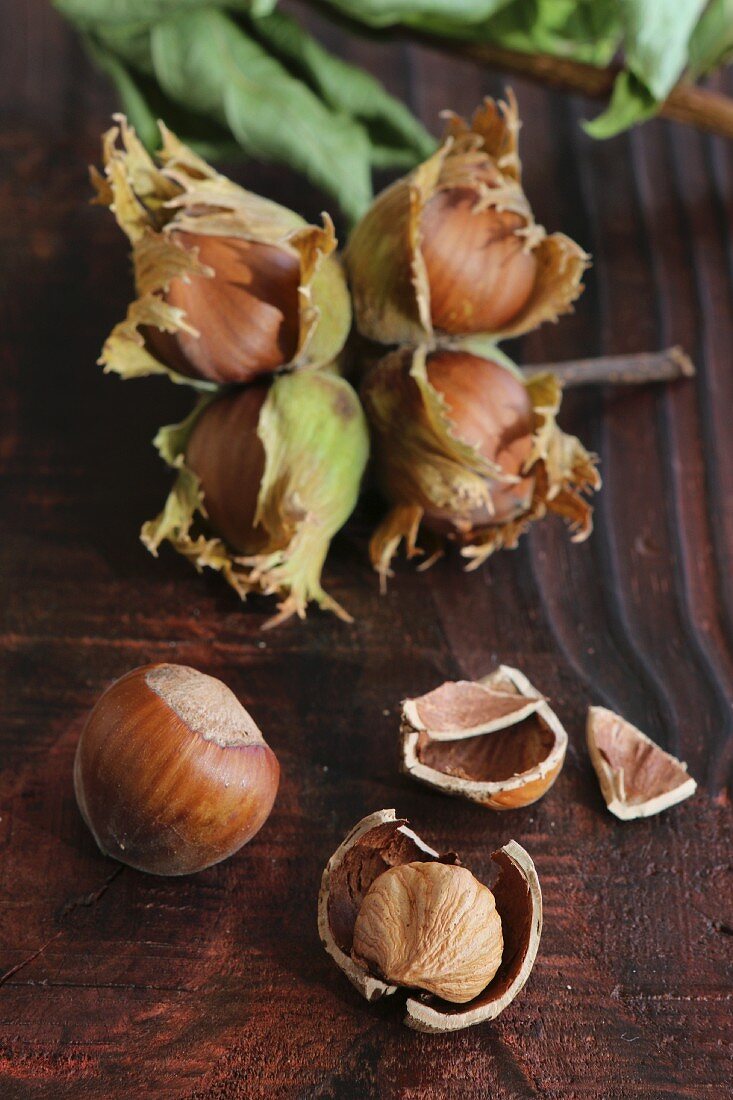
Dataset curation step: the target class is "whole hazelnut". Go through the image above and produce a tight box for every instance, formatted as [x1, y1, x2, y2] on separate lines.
[74, 664, 279, 875]
[352, 861, 503, 1004]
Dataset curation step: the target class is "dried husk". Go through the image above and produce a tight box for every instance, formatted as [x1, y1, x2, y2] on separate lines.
[141, 370, 369, 627]
[587, 706, 697, 820]
[345, 92, 589, 349]
[401, 666, 567, 809]
[93, 115, 351, 386]
[318, 809, 542, 1032]
[362, 346, 600, 585]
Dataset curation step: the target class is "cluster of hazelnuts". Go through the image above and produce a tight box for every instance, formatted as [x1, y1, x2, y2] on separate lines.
[94, 94, 598, 624]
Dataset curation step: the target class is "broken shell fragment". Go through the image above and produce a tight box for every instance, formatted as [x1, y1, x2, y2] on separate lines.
[318, 809, 542, 1032]
[587, 706, 697, 820]
[401, 666, 567, 809]
[402, 676, 544, 741]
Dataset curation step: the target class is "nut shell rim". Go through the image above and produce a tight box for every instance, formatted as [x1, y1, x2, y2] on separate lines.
[401, 665, 567, 810]
[318, 810, 542, 1032]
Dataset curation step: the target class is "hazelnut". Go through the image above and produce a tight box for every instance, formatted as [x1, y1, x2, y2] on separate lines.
[74, 664, 280, 875]
[94, 117, 352, 387]
[352, 862, 503, 1003]
[345, 93, 588, 350]
[319, 810, 542, 1032]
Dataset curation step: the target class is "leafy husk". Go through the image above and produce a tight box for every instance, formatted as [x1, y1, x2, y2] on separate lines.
[361, 346, 600, 586]
[141, 370, 369, 627]
[318, 809, 542, 1033]
[345, 91, 589, 348]
[93, 115, 351, 386]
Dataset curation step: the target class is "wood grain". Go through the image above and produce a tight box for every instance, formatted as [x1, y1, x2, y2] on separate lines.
[0, 3, 731, 1097]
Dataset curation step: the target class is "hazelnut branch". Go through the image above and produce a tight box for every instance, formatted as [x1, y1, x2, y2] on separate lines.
[418, 39, 733, 141]
[522, 346, 696, 388]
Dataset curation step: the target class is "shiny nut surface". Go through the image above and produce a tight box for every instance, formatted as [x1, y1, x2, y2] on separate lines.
[74, 664, 280, 876]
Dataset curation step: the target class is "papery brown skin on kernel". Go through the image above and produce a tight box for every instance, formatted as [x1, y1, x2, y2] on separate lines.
[352, 861, 504, 1004]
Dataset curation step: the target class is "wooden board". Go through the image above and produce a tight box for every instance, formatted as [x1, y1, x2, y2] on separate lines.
[1, 3, 731, 1097]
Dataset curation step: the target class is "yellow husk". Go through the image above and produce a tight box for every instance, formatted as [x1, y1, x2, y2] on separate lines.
[93, 115, 351, 385]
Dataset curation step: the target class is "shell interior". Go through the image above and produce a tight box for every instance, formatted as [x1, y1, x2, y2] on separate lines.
[401, 666, 567, 807]
[586, 706, 696, 820]
[403, 678, 543, 741]
[415, 714, 555, 782]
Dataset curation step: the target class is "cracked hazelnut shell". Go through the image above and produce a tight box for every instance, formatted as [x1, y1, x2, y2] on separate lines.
[74, 664, 280, 875]
[587, 706, 696, 820]
[401, 666, 567, 809]
[318, 809, 542, 1032]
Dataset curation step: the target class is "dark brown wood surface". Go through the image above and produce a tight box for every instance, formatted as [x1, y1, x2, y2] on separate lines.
[1, 3, 732, 1097]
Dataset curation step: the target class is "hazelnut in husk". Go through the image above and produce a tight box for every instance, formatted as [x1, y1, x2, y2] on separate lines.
[318, 810, 542, 1032]
[142, 370, 369, 626]
[345, 92, 588, 349]
[401, 666, 568, 809]
[361, 346, 600, 584]
[74, 664, 279, 876]
[93, 116, 351, 386]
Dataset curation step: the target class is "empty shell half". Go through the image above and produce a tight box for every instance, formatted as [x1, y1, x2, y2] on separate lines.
[317, 809, 542, 1033]
[401, 666, 567, 809]
[587, 706, 696, 820]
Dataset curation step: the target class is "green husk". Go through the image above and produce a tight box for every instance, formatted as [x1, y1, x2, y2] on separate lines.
[142, 370, 370, 626]
[93, 115, 351, 387]
[362, 346, 600, 587]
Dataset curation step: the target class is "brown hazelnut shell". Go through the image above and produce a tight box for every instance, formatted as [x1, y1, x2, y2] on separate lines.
[74, 664, 280, 875]
[401, 666, 567, 810]
[318, 809, 542, 1033]
[586, 706, 696, 820]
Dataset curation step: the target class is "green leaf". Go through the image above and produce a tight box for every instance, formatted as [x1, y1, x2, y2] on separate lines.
[688, 0, 733, 75]
[318, 0, 504, 29]
[249, 10, 436, 164]
[89, 20, 156, 76]
[471, 0, 622, 67]
[149, 8, 375, 220]
[54, 0, 275, 29]
[84, 35, 161, 149]
[621, 0, 706, 100]
[84, 32, 242, 159]
[583, 70, 658, 138]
